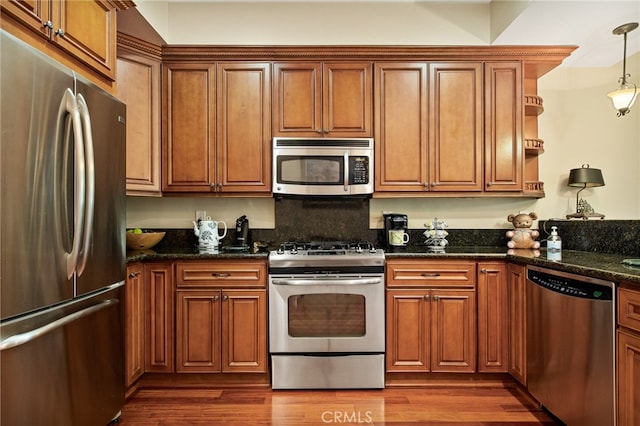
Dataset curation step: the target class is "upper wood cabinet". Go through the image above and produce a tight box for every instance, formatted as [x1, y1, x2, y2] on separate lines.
[273, 62, 372, 137]
[484, 62, 523, 192]
[162, 62, 271, 194]
[428, 62, 483, 192]
[375, 62, 484, 193]
[374, 62, 428, 192]
[2, 0, 122, 80]
[117, 38, 162, 196]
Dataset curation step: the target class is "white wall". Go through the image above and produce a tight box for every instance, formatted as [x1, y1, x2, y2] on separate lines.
[127, 1, 640, 230]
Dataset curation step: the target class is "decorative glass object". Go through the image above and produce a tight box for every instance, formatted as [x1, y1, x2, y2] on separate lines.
[424, 218, 449, 251]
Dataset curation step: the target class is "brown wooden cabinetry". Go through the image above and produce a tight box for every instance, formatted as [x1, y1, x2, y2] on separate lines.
[117, 35, 162, 196]
[2, 0, 121, 80]
[477, 261, 508, 372]
[162, 62, 271, 194]
[273, 62, 372, 137]
[386, 260, 477, 375]
[175, 261, 268, 374]
[124, 262, 144, 388]
[374, 62, 489, 194]
[144, 262, 174, 373]
[617, 284, 640, 425]
[507, 262, 527, 384]
[484, 62, 523, 192]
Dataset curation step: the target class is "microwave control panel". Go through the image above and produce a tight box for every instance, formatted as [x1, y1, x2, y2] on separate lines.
[349, 156, 369, 184]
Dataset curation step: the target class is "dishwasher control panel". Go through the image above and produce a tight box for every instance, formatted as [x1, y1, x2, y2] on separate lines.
[527, 268, 613, 300]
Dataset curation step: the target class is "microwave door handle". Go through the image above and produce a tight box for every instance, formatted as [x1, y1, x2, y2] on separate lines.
[75, 93, 94, 276]
[343, 151, 349, 192]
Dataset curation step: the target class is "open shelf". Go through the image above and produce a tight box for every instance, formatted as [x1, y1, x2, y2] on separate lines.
[524, 95, 544, 116]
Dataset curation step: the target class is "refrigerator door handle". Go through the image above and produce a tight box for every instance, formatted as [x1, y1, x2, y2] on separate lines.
[75, 93, 95, 276]
[60, 88, 86, 280]
[0, 299, 119, 351]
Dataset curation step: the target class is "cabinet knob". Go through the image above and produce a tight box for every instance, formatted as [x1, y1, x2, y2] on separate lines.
[480, 268, 487, 273]
[433, 295, 440, 301]
[423, 182, 429, 188]
[324, 128, 329, 133]
[55, 28, 65, 37]
[128, 272, 140, 279]
[43, 21, 53, 29]
[222, 295, 228, 301]
[217, 183, 223, 190]
[213, 295, 220, 301]
[210, 182, 216, 189]
[315, 129, 322, 134]
[431, 182, 437, 187]
[487, 182, 493, 187]
[424, 294, 430, 300]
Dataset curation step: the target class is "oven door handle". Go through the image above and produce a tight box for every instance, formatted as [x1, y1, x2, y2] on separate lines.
[271, 277, 382, 286]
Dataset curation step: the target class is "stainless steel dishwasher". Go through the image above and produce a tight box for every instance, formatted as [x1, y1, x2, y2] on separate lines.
[526, 265, 616, 426]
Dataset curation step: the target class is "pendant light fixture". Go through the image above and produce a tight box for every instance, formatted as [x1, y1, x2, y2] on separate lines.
[607, 22, 639, 117]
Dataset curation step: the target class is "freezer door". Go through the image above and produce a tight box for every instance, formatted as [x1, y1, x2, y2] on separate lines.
[74, 77, 126, 296]
[1, 285, 125, 426]
[1, 31, 75, 319]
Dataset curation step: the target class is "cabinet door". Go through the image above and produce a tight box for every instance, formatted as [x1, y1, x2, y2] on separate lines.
[176, 290, 222, 373]
[1, 0, 52, 39]
[386, 289, 430, 372]
[431, 289, 476, 372]
[374, 62, 428, 192]
[507, 263, 527, 384]
[54, 0, 117, 79]
[484, 62, 523, 191]
[428, 62, 483, 192]
[272, 62, 322, 137]
[117, 51, 161, 196]
[477, 262, 508, 372]
[323, 62, 372, 137]
[162, 63, 216, 192]
[125, 263, 144, 387]
[145, 262, 174, 373]
[221, 289, 267, 373]
[216, 63, 271, 193]
[617, 330, 640, 426]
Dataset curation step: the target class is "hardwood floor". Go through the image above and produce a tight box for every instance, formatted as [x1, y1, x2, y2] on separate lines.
[119, 386, 560, 425]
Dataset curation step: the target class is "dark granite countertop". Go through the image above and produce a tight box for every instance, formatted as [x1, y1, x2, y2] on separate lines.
[127, 245, 640, 287]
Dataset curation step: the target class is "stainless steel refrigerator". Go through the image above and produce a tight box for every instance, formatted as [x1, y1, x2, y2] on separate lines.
[0, 30, 126, 425]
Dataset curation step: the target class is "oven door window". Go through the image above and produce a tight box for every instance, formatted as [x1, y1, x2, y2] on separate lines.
[277, 156, 344, 185]
[287, 293, 365, 337]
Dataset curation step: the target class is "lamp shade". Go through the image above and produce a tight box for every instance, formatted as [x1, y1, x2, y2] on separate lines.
[607, 84, 639, 116]
[568, 165, 605, 188]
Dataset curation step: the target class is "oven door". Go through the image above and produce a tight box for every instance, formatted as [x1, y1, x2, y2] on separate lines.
[268, 274, 384, 353]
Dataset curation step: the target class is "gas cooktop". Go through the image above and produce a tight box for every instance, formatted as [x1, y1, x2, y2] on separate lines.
[269, 240, 385, 270]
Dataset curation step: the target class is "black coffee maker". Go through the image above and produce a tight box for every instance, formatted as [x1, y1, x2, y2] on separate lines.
[383, 213, 409, 248]
[232, 215, 250, 249]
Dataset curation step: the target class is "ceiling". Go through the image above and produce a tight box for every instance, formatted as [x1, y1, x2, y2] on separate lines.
[131, 0, 640, 68]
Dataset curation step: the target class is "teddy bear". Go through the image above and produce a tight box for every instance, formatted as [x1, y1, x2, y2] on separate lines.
[506, 212, 540, 249]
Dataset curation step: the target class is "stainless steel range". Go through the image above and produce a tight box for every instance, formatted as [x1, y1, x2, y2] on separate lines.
[268, 241, 385, 389]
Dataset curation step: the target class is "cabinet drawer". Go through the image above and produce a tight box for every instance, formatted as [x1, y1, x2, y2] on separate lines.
[176, 260, 267, 288]
[619, 285, 640, 333]
[386, 260, 476, 287]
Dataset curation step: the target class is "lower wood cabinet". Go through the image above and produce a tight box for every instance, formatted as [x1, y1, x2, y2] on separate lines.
[144, 262, 175, 373]
[175, 260, 268, 375]
[386, 288, 476, 373]
[507, 262, 527, 385]
[617, 285, 640, 425]
[477, 261, 508, 372]
[385, 259, 477, 375]
[125, 263, 144, 388]
[176, 288, 267, 373]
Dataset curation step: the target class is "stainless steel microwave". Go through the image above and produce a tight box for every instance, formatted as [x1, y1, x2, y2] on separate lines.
[272, 137, 374, 196]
